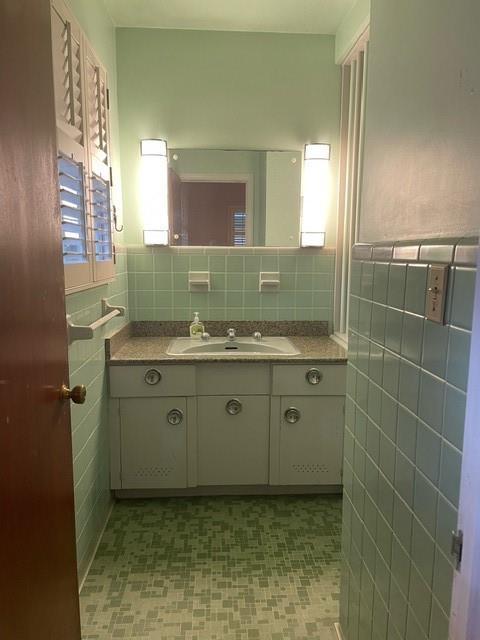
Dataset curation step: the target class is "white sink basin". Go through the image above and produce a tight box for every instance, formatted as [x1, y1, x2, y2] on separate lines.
[166, 336, 300, 356]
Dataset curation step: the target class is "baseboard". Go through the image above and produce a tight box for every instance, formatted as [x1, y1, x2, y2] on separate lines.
[78, 500, 114, 593]
[115, 484, 343, 499]
[334, 622, 345, 640]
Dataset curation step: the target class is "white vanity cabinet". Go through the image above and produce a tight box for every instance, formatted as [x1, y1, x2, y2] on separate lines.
[197, 396, 270, 485]
[109, 365, 196, 490]
[109, 360, 346, 494]
[270, 365, 346, 486]
[196, 363, 270, 486]
[119, 397, 188, 488]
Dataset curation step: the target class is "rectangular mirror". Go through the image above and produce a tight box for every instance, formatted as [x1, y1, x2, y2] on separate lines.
[168, 148, 302, 247]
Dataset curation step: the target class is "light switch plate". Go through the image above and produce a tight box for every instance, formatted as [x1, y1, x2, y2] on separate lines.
[426, 264, 449, 323]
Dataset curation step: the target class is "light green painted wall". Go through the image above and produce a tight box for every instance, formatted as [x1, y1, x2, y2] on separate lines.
[359, 0, 480, 242]
[116, 28, 342, 246]
[334, 0, 370, 63]
[65, 0, 128, 584]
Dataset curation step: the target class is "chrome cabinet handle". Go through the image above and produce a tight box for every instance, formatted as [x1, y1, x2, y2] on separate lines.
[306, 368, 323, 385]
[144, 368, 162, 385]
[167, 408, 184, 425]
[226, 399, 242, 415]
[284, 407, 301, 423]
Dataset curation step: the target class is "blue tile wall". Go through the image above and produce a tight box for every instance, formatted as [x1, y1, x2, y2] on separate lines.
[340, 256, 476, 640]
[65, 249, 128, 584]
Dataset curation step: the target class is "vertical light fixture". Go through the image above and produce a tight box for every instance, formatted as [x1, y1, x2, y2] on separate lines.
[300, 143, 331, 247]
[140, 139, 169, 245]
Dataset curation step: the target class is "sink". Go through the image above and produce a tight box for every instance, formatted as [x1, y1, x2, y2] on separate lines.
[166, 336, 300, 356]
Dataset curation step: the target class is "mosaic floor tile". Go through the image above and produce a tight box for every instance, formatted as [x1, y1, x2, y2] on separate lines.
[80, 495, 341, 639]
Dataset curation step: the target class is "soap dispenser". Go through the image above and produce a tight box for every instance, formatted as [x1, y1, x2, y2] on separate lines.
[189, 311, 205, 338]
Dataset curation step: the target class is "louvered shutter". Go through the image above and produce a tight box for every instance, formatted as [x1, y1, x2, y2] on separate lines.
[58, 154, 88, 264]
[51, 1, 84, 146]
[85, 46, 109, 170]
[51, 0, 92, 290]
[84, 43, 115, 282]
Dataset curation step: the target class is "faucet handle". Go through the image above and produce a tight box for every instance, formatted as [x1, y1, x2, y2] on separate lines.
[227, 327, 236, 340]
[201, 332, 210, 341]
[253, 331, 262, 341]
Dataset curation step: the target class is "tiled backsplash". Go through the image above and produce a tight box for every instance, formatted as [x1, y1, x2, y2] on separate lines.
[340, 240, 476, 640]
[66, 248, 129, 583]
[126, 246, 335, 325]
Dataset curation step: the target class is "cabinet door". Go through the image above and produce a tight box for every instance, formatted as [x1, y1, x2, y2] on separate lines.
[197, 396, 270, 485]
[120, 398, 187, 489]
[277, 396, 344, 485]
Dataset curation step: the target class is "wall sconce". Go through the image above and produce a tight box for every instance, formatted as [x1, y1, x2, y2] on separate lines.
[140, 139, 169, 245]
[300, 143, 331, 247]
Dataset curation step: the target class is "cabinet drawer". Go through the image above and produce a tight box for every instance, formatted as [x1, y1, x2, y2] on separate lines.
[196, 363, 270, 396]
[109, 365, 196, 397]
[272, 364, 346, 396]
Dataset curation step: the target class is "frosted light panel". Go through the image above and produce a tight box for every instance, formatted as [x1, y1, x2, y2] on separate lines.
[140, 139, 167, 157]
[144, 230, 169, 245]
[140, 139, 169, 245]
[304, 143, 330, 161]
[300, 232, 326, 247]
[300, 147, 331, 247]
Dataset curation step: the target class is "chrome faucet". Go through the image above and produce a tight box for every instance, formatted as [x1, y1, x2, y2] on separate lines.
[227, 328, 236, 341]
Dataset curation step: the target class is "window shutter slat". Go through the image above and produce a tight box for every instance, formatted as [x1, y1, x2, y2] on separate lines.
[58, 155, 88, 265]
[91, 174, 112, 262]
[86, 58, 109, 165]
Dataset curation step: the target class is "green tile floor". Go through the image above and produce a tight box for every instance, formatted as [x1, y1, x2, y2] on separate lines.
[80, 495, 342, 639]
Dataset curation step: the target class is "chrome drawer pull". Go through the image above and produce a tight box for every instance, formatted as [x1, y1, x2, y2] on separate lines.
[226, 399, 242, 415]
[167, 409, 184, 425]
[284, 407, 301, 423]
[144, 368, 162, 385]
[306, 368, 323, 385]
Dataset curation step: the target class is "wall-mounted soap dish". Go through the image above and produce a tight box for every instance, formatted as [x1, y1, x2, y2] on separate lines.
[259, 271, 280, 292]
[189, 271, 211, 292]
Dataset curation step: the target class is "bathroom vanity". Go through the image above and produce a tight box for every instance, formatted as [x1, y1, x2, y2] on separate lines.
[108, 329, 347, 496]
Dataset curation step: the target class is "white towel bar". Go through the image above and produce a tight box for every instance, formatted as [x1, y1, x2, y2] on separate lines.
[67, 299, 125, 343]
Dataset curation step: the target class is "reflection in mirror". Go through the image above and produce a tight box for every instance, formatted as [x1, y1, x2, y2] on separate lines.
[168, 149, 302, 247]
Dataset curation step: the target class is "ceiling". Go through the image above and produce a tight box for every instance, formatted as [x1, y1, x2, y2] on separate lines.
[104, 0, 356, 35]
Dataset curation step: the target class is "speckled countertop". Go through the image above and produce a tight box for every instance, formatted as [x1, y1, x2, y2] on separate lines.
[108, 335, 347, 365]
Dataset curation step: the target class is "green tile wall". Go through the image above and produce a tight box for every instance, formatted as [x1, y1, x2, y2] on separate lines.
[127, 247, 335, 325]
[66, 249, 129, 584]
[340, 257, 476, 640]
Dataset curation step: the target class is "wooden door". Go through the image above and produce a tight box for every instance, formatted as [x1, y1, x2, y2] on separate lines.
[0, 1, 81, 638]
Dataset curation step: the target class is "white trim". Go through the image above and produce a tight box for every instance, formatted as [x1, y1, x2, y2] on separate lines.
[331, 332, 348, 351]
[78, 500, 114, 592]
[449, 244, 480, 640]
[178, 172, 254, 246]
[339, 25, 370, 65]
[334, 621, 345, 640]
[334, 37, 368, 335]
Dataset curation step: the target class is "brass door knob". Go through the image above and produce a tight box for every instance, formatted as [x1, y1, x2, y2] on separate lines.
[61, 384, 87, 404]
